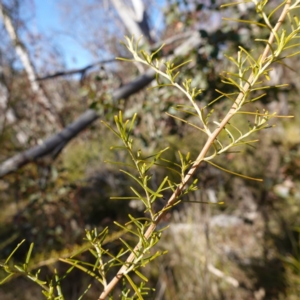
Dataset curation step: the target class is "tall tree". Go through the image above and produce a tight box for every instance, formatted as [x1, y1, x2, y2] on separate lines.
[112, 0, 154, 44]
[0, 3, 61, 128]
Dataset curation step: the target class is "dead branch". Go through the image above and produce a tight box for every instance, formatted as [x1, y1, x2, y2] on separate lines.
[36, 59, 116, 81]
[0, 68, 156, 178]
[0, 31, 202, 178]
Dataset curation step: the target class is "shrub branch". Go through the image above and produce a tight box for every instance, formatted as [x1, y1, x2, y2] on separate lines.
[98, 1, 292, 299]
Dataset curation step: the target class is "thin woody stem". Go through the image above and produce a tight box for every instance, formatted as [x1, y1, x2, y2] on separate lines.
[98, 1, 291, 299]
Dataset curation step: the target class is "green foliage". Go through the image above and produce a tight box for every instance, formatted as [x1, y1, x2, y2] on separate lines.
[0, 240, 61, 299]
[1, 1, 300, 299]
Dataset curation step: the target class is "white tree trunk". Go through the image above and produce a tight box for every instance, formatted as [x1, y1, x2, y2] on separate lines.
[112, 0, 154, 43]
[0, 66, 30, 144]
[0, 4, 60, 127]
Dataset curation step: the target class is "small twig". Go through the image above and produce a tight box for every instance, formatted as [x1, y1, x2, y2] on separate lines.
[36, 31, 196, 81]
[36, 59, 116, 81]
[207, 263, 239, 287]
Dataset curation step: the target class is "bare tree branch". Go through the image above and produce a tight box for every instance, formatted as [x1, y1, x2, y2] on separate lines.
[36, 31, 196, 81]
[36, 59, 116, 81]
[0, 68, 156, 178]
[0, 31, 202, 178]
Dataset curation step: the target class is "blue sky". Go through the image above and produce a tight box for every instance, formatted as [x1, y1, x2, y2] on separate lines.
[33, 0, 93, 69]
[32, 0, 166, 71]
